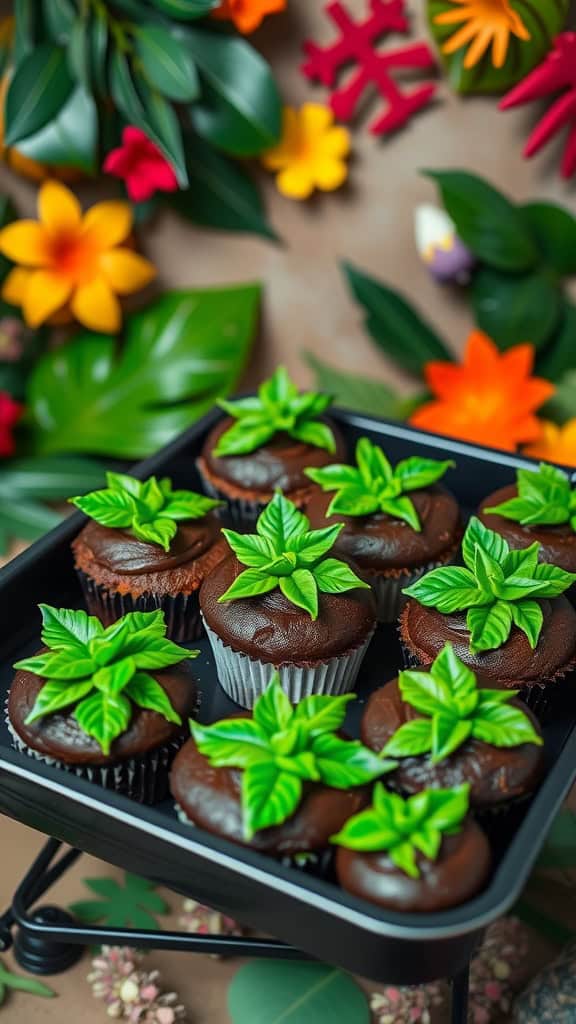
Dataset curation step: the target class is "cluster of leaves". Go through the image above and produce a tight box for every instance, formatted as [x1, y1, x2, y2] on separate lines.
[308, 171, 576, 425]
[214, 367, 336, 457]
[404, 517, 576, 654]
[15, 606, 195, 754]
[70, 871, 169, 930]
[331, 782, 470, 879]
[71, 471, 221, 550]
[191, 675, 396, 840]
[4, 0, 282, 238]
[485, 462, 576, 530]
[383, 643, 542, 763]
[219, 491, 369, 619]
[305, 436, 453, 530]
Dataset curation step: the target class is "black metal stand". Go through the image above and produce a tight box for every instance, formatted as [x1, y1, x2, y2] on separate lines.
[0, 838, 471, 1022]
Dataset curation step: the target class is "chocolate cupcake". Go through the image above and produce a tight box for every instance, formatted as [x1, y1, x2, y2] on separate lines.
[361, 644, 544, 812]
[199, 491, 376, 707]
[479, 462, 576, 574]
[332, 783, 492, 913]
[401, 517, 576, 712]
[196, 367, 346, 524]
[170, 674, 395, 860]
[305, 437, 460, 621]
[8, 606, 198, 803]
[71, 472, 227, 642]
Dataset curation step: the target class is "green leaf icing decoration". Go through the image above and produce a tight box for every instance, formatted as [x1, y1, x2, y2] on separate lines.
[305, 437, 454, 530]
[404, 517, 576, 654]
[383, 643, 542, 763]
[70, 472, 223, 552]
[190, 674, 396, 840]
[219, 491, 370, 618]
[213, 366, 336, 457]
[331, 782, 470, 879]
[15, 606, 196, 754]
[484, 462, 576, 531]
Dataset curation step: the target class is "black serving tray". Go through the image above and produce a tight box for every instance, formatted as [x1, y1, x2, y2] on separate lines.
[1, 409, 575, 987]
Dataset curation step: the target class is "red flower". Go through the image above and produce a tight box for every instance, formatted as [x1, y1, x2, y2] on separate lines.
[103, 127, 179, 203]
[0, 391, 22, 456]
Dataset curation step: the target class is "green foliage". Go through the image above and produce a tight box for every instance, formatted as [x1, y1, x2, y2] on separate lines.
[16, 607, 195, 754]
[4, 43, 74, 146]
[384, 643, 542, 762]
[16, 87, 98, 173]
[69, 872, 168, 930]
[71, 472, 222, 551]
[484, 463, 576, 530]
[404, 517, 576, 654]
[228, 961, 370, 1024]
[26, 287, 260, 459]
[219, 492, 369, 619]
[304, 354, 423, 419]
[306, 436, 453, 530]
[214, 367, 336, 457]
[427, 0, 569, 95]
[0, 958, 54, 1005]
[331, 783, 470, 879]
[191, 674, 395, 839]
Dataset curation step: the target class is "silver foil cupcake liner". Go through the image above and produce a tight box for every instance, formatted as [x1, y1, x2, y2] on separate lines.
[196, 471, 264, 526]
[367, 567, 428, 624]
[6, 707, 183, 804]
[203, 617, 375, 708]
[76, 569, 202, 642]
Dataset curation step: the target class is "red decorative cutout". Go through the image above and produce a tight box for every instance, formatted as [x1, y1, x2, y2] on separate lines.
[500, 33, 576, 179]
[301, 0, 437, 136]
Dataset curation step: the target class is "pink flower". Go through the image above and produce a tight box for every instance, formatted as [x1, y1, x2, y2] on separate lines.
[0, 391, 22, 456]
[103, 127, 179, 203]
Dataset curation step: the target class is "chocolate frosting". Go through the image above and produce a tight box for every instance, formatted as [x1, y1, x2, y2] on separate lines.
[361, 678, 544, 808]
[8, 662, 197, 766]
[305, 485, 461, 572]
[75, 516, 222, 576]
[400, 597, 576, 685]
[198, 416, 347, 496]
[335, 818, 491, 912]
[479, 484, 576, 573]
[170, 734, 368, 856]
[200, 554, 376, 664]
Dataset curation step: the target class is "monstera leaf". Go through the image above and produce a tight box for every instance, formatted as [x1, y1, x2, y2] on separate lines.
[26, 286, 260, 459]
[427, 0, 569, 95]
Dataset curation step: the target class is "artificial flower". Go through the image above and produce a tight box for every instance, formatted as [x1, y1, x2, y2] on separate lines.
[261, 104, 350, 200]
[103, 127, 179, 203]
[212, 0, 286, 33]
[523, 420, 576, 468]
[0, 390, 22, 456]
[0, 180, 156, 333]
[434, 0, 530, 70]
[414, 204, 475, 284]
[410, 330, 554, 452]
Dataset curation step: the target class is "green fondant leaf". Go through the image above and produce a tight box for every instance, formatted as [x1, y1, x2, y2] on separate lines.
[462, 516, 510, 571]
[383, 717, 433, 758]
[467, 601, 513, 655]
[394, 457, 455, 492]
[312, 733, 396, 788]
[290, 419, 336, 453]
[190, 718, 271, 768]
[39, 604, 103, 653]
[485, 463, 573, 528]
[220, 530, 274, 569]
[471, 701, 543, 748]
[432, 714, 472, 763]
[292, 525, 343, 565]
[313, 558, 369, 595]
[279, 569, 318, 619]
[510, 600, 544, 649]
[218, 568, 278, 602]
[242, 761, 302, 839]
[305, 464, 363, 491]
[253, 675, 294, 736]
[293, 692, 355, 736]
[403, 566, 488, 613]
[125, 673, 182, 724]
[74, 690, 132, 756]
[328, 488, 382, 517]
[25, 678, 94, 724]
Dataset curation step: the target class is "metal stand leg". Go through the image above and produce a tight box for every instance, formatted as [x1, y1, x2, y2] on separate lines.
[450, 964, 470, 1024]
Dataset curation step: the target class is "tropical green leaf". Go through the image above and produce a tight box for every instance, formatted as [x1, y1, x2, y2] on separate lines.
[471, 266, 562, 351]
[7, 85, 97, 172]
[27, 287, 260, 459]
[227, 961, 370, 1024]
[43, 0, 75, 43]
[304, 353, 420, 419]
[521, 202, 576, 277]
[70, 872, 168, 930]
[537, 302, 576, 384]
[5, 43, 73, 146]
[135, 25, 199, 102]
[149, 0, 218, 17]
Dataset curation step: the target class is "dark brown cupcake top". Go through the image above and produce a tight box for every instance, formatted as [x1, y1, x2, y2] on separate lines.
[335, 818, 491, 913]
[479, 484, 576, 574]
[198, 416, 347, 496]
[400, 597, 576, 686]
[170, 734, 368, 856]
[73, 516, 222, 577]
[8, 666, 197, 766]
[305, 485, 461, 572]
[361, 678, 544, 808]
[200, 554, 376, 664]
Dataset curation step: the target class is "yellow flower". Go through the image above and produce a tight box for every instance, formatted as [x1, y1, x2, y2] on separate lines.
[0, 181, 156, 332]
[523, 420, 576, 468]
[261, 104, 350, 200]
[434, 0, 530, 70]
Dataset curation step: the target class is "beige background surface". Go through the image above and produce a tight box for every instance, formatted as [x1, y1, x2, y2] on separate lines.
[1, 1, 576, 1020]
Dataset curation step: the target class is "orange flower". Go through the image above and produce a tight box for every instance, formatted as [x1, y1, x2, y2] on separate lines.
[523, 420, 576, 468]
[0, 180, 156, 333]
[212, 0, 286, 33]
[410, 330, 554, 452]
[434, 0, 530, 70]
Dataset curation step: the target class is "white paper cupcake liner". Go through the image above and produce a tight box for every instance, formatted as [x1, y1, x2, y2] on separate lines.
[5, 706, 183, 804]
[77, 570, 203, 642]
[203, 617, 375, 708]
[366, 551, 460, 625]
